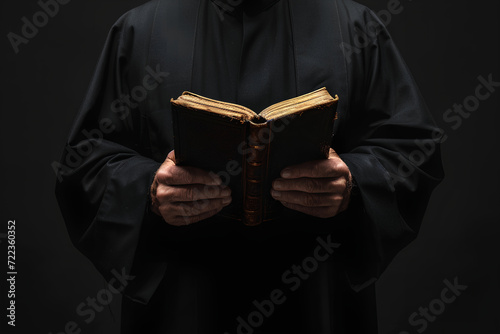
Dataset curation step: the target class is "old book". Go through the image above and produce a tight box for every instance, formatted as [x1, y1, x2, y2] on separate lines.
[171, 87, 338, 226]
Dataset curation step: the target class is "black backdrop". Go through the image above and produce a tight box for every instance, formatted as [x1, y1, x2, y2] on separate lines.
[0, 1, 498, 333]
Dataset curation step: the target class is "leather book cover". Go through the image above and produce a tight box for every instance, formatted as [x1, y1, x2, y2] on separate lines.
[171, 88, 338, 225]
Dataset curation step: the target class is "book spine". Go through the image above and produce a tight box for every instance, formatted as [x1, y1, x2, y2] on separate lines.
[243, 122, 270, 226]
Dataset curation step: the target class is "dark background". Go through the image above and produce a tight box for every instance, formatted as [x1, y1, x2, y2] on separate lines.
[0, 0, 498, 333]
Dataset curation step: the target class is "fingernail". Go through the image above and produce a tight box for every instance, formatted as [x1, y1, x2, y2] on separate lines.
[271, 190, 281, 199]
[273, 180, 283, 190]
[222, 188, 231, 196]
[223, 197, 232, 205]
[281, 169, 291, 178]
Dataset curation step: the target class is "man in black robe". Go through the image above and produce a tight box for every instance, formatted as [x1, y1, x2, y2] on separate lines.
[55, 0, 444, 333]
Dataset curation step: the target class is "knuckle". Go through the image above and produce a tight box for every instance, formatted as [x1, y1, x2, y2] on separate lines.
[326, 180, 337, 192]
[218, 198, 228, 208]
[344, 177, 350, 187]
[305, 179, 316, 193]
[304, 194, 317, 207]
[333, 161, 343, 172]
[156, 169, 169, 182]
[163, 168, 176, 184]
[337, 179, 348, 192]
[202, 199, 218, 212]
[155, 186, 168, 201]
[338, 163, 349, 175]
[333, 195, 344, 202]
[184, 187, 195, 202]
[205, 185, 218, 198]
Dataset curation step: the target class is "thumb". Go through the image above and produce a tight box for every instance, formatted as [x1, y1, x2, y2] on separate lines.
[328, 148, 340, 159]
[166, 150, 176, 165]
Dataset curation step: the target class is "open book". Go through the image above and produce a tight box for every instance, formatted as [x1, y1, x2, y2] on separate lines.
[171, 87, 338, 226]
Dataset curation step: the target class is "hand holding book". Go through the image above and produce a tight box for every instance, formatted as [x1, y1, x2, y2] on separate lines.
[150, 150, 233, 226]
[169, 87, 339, 226]
[150, 147, 352, 226]
[270, 148, 352, 219]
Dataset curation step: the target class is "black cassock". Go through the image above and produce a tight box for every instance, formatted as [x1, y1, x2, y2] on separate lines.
[55, 0, 444, 333]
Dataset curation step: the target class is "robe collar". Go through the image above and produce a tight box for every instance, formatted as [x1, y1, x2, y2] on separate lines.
[210, 0, 281, 17]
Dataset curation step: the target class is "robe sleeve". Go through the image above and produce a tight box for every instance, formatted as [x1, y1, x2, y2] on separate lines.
[333, 4, 444, 291]
[54, 5, 168, 304]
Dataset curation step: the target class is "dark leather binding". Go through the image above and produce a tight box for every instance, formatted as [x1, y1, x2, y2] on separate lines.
[171, 90, 338, 226]
[243, 121, 271, 226]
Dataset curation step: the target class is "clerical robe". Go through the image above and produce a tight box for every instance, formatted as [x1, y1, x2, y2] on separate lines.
[55, 0, 444, 333]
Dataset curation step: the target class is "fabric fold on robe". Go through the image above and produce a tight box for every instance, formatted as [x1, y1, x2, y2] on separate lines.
[55, 0, 443, 332]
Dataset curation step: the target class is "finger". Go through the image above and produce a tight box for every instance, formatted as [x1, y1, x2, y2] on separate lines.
[280, 201, 339, 219]
[156, 184, 231, 202]
[166, 197, 232, 217]
[272, 177, 346, 193]
[328, 148, 340, 159]
[156, 165, 222, 186]
[166, 150, 176, 164]
[270, 190, 344, 207]
[158, 150, 176, 170]
[280, 158, 349, 179]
